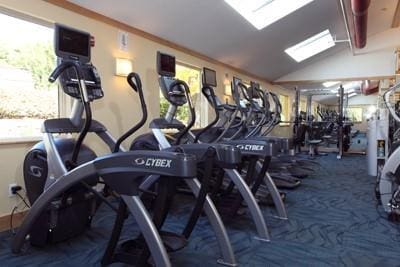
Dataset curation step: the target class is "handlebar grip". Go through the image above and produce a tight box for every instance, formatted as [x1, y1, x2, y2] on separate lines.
[48, 61, 82, 83]
[127, 72, 142, 92]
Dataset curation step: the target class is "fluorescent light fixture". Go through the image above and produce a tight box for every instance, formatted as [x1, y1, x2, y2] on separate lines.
[348, 92, 357, 98]
[224, 0, 314, 30]
[323, 81, 340, 88]
[343, 81, 361, 90]
[285, 29, 335, 62]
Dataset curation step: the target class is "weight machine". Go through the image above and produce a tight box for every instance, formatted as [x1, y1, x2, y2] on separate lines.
[293, 85, 351, 159]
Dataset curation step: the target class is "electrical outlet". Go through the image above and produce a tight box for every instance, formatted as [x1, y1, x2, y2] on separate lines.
[9, 183, 17, 197]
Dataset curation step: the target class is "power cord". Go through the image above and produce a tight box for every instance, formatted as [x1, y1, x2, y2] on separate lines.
[15, 191, 30, 209]
[10, 187, 30, 235]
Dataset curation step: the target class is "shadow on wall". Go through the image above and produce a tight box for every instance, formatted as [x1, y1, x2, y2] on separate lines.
[146, 68, 160, 121]
[109, 102, 123, 135]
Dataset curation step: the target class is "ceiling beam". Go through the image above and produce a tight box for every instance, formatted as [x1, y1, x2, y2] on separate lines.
[44, 0, 272, 84]
[273, 75, 396, 86]
[392, 0, 400, 28]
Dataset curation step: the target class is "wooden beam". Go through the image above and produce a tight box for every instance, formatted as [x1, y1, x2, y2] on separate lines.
[44, 0, 271, 84]
[0, 211, 27, 232]
[392, 0, 400, 28]
[273, 75, 396, 86]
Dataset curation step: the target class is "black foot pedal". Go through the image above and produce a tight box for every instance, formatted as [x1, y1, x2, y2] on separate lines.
[388, 212, 400, 222]
[257, 192, 286, 206]
[111, 238, 148, 266]
[159, 231, 188, 252]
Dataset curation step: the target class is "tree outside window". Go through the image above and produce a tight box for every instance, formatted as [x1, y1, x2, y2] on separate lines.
[0, 12, 57, 139]
[160, 63, 204, 127]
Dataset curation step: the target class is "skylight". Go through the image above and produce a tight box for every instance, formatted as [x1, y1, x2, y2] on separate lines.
[224, 0, 314, 30]
[285, 29, 335, 62]
[323, 81, 340, 88]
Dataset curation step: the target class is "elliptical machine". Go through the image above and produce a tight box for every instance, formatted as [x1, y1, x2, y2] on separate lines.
[13, 24, 202, 267]
[22, 24, 105, 246]
[135, 52, 276, 242]
[378, 81, 400, 221]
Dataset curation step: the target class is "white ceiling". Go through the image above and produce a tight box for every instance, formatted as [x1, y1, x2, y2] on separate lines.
[68, 0, 397, 81]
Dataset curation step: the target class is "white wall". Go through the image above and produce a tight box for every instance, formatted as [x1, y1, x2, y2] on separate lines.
[348, 94, 378, 106]
[275, 27, 400, 82]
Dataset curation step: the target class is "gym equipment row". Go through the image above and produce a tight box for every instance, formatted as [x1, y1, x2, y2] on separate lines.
[12, 24, 319, 266]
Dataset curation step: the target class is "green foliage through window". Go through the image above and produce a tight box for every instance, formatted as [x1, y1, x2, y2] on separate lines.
[0, 12, 57, 138]
[347, 107, 363, 122]
[160, 63, 201, 126]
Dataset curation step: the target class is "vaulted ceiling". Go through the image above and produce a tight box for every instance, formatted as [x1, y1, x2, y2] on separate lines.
[68, 0, 398, 81]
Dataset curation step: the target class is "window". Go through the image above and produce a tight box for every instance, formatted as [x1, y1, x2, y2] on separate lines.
[160, 63, 206, 128]
[285, 29, 335, 62]
[312, 103, 319, 120]
[300, 99, 307, 112]
[347, 107, 363, 122]
[279, 94, 290, 126]
[0, 11, 57, 140]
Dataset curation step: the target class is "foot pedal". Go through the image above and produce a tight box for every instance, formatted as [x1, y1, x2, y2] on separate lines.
[257, 192, 286, 206]
[110, 238, 147, 266]
[120, 231, 188, 253]
[388, 212, 400, 222]
[159, 231, 188, 252]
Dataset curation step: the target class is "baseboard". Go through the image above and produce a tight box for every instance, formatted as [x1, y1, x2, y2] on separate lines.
[0, 211, 27, 232]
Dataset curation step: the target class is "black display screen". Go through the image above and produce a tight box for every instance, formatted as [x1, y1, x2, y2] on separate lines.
[157, 52, 175, 77]
[203, 67, 217, 87]
[55, 24, 90, 63]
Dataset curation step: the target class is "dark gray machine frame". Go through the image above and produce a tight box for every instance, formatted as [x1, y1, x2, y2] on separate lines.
[14, 148, 198, 267]
[379, 82, 400, 214]
[199, 69, 289, 220]
[13, 24, 195, 267]
[141, 55, 285, 248]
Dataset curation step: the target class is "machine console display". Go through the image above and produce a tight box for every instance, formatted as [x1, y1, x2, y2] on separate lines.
[54, 24, 103, 100]
[157, 51, 175, 77]
[55, 24, 90, 63]
[203, 67, 217, 87]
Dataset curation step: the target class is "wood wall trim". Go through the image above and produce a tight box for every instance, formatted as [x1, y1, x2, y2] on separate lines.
[43, 0, 272, 84]
[392, 0, 400, 28]
[273, 75, 396, 86]
[0, 211, 27, 232]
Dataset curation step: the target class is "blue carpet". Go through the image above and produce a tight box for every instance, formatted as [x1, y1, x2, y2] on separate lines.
[1, 154, 400, 266]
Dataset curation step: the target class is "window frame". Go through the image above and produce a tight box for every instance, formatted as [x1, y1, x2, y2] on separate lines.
[300, 99, 307, 112]
[278, 94, 290, 127]
[0, 8, 64, 144]
[176, 61, 206, 128]
[346, 106, 363, 123]
[159, 60, 208, 128]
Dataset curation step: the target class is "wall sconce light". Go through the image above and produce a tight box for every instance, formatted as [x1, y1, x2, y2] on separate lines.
[224, 84, 232, 96]
[223, 73, 232, 96]
[115, 58, 133, 77]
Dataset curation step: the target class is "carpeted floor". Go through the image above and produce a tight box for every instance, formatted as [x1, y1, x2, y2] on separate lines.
[1, 153, 400, 266]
